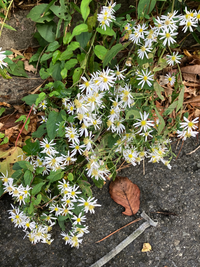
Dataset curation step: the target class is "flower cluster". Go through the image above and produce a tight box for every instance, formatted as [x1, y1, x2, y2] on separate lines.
[177, 117, 199, 140]
[97, 1, 116, 30]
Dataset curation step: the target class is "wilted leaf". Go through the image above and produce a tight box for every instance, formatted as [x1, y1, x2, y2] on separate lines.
[109, 176, 140, 216]
[24, 61, 37, 73]
[141, 243, 152, 252]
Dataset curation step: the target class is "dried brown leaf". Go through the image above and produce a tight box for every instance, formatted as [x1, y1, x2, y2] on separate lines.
[24, 60, 36, 73]
[109, 176, 140, 216]
[181, 65, 200, 74]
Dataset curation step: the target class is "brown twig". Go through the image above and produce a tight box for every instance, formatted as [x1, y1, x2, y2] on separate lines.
[176, 140, 184, 160]
[186, 144, 200, 155]
[40, 194, 61, 209]
[96, 217, 143, 243]
[116, 162, 131, 172]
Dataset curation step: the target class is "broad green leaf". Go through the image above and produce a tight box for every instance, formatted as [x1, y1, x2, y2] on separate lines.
[76, 32, 92, 49]
[32, 124, 47, 138]
[39, 68, 51, 79]
[176, 84, 185, 112]
[94, 45, 108, 60]
[92, 177, 104, 188]
[97, 27, 116, 38]
[40, 52, 53, 62]
[87, 12, 97, 31]
[163, 101, 178, 116]
[64, 58, 78, 70]
[68, 173, 73, 181]
[51, 61, 62, 81]
[27, 4, 54, 23]
[103, 44, 124, 68]
[31, 182, 45, 196]
[153, 58, 168, 72]
[50, 5, 66, 19]
[80, 0, 92, 21]
[154, 81, 164, 101]
[154, 107, 165, 134]
[28, 202, 34, 214]
[67, 42, 80, 51]
[59, 50, 74, 61]
[36, 21, 56, 43]
[35, 92, 46, 107]
[138, 0, 157, 18]
[61, 68, 68, 79]
[46, 110, 59, 139]
[126, 109, 141, 120]
[33, 194, 42, 205]
[0, 137, 8, 145]
[72, 67, 83, 84]
[52, 50, 61, 64]
[47, 169, 64, 183]
[24, 170, 33, 186]
[7, 61, 28, 78]
[69, 24, 88, 43]
[23, 139, 40, 156]
[22, 94, 38, 106]
[63, 32, 71, 45]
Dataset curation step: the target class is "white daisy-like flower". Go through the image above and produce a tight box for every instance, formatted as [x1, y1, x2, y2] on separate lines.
[133, 111, 154, 133]
[166, 51, 182, 66]
[164, 73, 175, 86]
[159, 29, 177, 46]
[179, 116, 199, 132]
[137, 69, 154, 88]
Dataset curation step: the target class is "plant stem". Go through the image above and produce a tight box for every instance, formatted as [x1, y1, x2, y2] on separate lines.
[0, 0, 14, 37]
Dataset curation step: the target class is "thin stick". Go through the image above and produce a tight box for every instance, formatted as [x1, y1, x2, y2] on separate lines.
[96, 217, 143, 243]
[176, 140, 184, 160]
[143, 158, 145, 176]
[186, 144, 200, 155]
[40, 194, 60, 209]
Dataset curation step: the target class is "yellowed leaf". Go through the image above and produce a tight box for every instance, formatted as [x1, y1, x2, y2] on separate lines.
[0, 147, 24, 176]
[141, 243, 152, 252]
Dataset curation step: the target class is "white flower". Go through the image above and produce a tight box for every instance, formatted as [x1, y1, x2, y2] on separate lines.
[166, 52, 182, 66]
[115, 65, 126, 80]
[137, 45, 152, 60]
[61, 232, 71, 245]
[72, 212, 86, 225]
[62, 151, 77, 166]
[78, 196, 101, 213]
[133, 111, 154, 133]
[38, 100, 47, 110]
[0, 47, 8, 69]
[159, 30, 177, 46]
[179, 116, 199, 132]
[139, 130, 153, 141]
[137, 69, 154, 88]
[164, 73, 175, 86]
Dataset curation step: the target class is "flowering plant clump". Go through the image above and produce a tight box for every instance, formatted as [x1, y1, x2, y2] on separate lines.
[0, 0, 200, 248]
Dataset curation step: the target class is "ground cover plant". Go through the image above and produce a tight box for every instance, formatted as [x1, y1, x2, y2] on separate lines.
[1, 0, 200, 248]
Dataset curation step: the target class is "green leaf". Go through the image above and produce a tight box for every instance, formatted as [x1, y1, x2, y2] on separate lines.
[50, 4, 67, 19]
[78, 180, 92, 197]
[11, 169, 23, 179]
[72, 67, 83, 84]
[27, 4, 54, 23]
[24, 170, 33, 186]
[58, 215, 68, 221]
[33, 194, 42, 205]
[59, 50, 74, 61]
[103, 44, 124, 68]
[18, 160, 33, 171]
[0, 136, 8, 145]
[35, 92, 46, 107]
[22, 94, 38, 106]
[46, 110, 59, 139]
[47, 169, 64, 183]
[67, 173, 73, 181]
[46, 41, 61, 52]
[32, 182, 45, 196]
[154, 107, 165, 134]
[163, 101, 178, 116]
[63, 32, 72, 45]
[28, 202, 34, 215]
[0, 132, 4, 138]
[87, 12, 97, 31]
[97, 27, 116, 38]
[0, 107, 5, 117]
[154, 81, 164, 101]
[23, 139, 40, 156]
[32, 123, 47, 138]
[0, 68, 12, 79]
[80, 0, 92, 21]
[64, 58, 78, 70]
[176, 84, 185, 112]
[76, 32, 92, 49]
[153, 58, 168, 72]
[52, 50, 61, 64]
[94, 45, 108, 60]
[92, 177, 104, 188]
[40, 53, 53, 62]
[39, 68, 51, 79]
[36, 21, 56, 43]
[67, 41, 80, 51]
[61, 68, 68, 79]
[7, 61, 28, 78]
[192, 31, 200, 44]
[126, 108, 141, 120]
[138, 0, 157, 18]
[69, 24, 88, 43]
[0, 22, 16, 31]
[51, 62, 62, 81]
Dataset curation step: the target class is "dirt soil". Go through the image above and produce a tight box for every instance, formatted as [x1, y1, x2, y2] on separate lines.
[1, 5, 200, 267]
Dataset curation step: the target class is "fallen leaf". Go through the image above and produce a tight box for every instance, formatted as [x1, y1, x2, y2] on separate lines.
[141, 243, 152, 252]
[24, 60, 37, 73]
[184, 95, 200, 104]
[0, 102, 10, 107]
[181, 65, 200, 74]
[11, 48, 23, 57]
[109, 176, 140, 216]
[0, 147, 23, 176]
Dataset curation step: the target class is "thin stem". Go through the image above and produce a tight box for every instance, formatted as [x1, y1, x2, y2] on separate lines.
[0, 0, 14, 37]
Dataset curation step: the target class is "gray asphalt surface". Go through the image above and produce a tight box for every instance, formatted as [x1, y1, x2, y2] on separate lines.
[0, 137, 200, 267]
